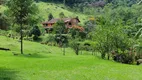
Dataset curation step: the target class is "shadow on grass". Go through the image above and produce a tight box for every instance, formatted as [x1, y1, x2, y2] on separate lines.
[12, 51, 50, 58]
[21, 53, 48, 58]
[0, 68, 18, 80]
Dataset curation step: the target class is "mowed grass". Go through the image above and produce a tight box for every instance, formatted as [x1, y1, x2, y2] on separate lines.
[0, 36, 142, 80]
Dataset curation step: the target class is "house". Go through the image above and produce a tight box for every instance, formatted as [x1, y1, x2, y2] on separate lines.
[42, 17, 84, 32]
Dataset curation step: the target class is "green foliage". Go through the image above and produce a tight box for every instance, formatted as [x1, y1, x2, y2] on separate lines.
[135, 28, 142, 39]
[51, 20, 68, 46]
[69, 28, 86, 39]
[90, 5, 136, 60]
[27, 14, 42, 26]
[59, 12, 66, 18]
[69, 38, 80, 55]
[0, 13, 9, 30]
[0, 30, 9, 36]
[53, 20, 66, 34]
[69, 28, 79, 39]
[55, 34, 69, 45]
[0, 0, 8, 5]
[7, 0, 38, 54]
[29, 26, 41, 41]
[7, 0, 37, 25]
[48, 13, 54, 21]
[41, 34, 57, 46]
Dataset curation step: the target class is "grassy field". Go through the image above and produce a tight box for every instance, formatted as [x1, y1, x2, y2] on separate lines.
[0, 36, 142, 80]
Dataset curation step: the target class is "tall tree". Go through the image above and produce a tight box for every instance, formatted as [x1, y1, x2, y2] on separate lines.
[0, 0, 8, 5]
[7, 0, 37, 54]
[53, 20, 66, 47]
[0, 13, 9, 30]
[48, 13, 54, 21]
[59, 12, 65, 18]
[29, 26, 41, 41]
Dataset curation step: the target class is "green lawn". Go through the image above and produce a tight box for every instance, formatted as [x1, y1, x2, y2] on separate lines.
[0, 36, 142, 80]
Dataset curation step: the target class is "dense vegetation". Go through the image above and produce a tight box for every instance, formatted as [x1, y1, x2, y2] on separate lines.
[0, 0, 142, 63]
[0, 0, 142, 79]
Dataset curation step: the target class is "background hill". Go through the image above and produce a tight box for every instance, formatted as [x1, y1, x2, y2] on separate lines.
[36, 2, 89, 24]
[0, 1, 90, 29]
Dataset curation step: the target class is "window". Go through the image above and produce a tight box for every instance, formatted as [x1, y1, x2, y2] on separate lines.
[69, 22, 71, 25]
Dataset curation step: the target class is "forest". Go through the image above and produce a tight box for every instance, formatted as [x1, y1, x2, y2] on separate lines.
[0, 0, 142, 80]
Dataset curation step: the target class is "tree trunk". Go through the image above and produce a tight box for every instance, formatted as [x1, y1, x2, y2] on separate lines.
[107, 53, 110, 60]
[101, 52, 105, 59]
[20, 23, 23, 54]
[75, 50, 79, 55]
[75, 47, 79, 55]
[63, 44, 66, 55]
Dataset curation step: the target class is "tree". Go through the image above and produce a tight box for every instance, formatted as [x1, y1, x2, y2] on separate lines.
[29, 26, 41, 41]
[53, 20, 66, 35]
[7, 0, 37, 54]
[69, 38, 80, 55]
[84, 19, 96, 37]
[90, 5, 135, 60]
[59, 12, 65, 18]
[0, 13, 9, 30]
[53, 20, 66, 46]
[52, 20, 68, 55]
[48, 13, 54, 21]
[0, 0, 8, 5]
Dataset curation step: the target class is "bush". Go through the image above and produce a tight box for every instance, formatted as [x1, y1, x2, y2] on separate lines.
[41, 34, 57, 46]
[29, 26, 41, 41]
[0, 30, 8, 36]
[112, 49, 135, 64]
[69, 39, 80, 55]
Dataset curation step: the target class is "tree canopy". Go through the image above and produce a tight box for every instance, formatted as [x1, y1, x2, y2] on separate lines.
[7, 0, 38, 54]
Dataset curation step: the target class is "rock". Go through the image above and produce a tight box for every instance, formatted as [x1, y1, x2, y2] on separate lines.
[137, 59, 142, 65]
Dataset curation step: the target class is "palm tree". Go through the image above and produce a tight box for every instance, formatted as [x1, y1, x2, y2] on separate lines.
[138, 0, 142, 5]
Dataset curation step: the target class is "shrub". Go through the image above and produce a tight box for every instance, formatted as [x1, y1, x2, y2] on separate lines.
[29, 26, 41, 41]
[112, 49, 135, 64]
[55, 34, 69, 47]
[69, 39, 80, 55]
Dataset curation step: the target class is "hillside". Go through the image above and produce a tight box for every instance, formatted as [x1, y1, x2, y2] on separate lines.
[0, 36, 142, 80]
[0, 2, 89, 25]
[37, 2, 89, 24]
